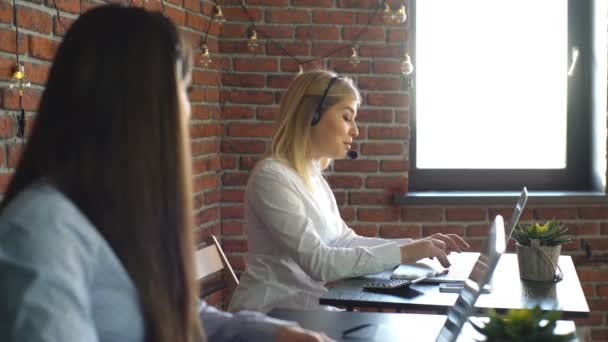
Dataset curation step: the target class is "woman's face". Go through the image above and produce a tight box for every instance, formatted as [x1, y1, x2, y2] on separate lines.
[177, 63, 192, 122]
[310, 98, 359, 160]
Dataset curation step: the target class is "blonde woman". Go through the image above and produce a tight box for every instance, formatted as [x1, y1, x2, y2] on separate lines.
[229, 70, 469, 313]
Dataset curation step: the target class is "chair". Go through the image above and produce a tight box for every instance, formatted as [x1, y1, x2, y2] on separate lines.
[195, 235, 239, 300]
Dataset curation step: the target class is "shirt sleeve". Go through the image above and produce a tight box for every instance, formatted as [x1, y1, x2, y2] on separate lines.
[199, 300, 296, 341]
[335, 220, 413, 248]
[0, 222, 98, 342]
[247, 171, 401, 282]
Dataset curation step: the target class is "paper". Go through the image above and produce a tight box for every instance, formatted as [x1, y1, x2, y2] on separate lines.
[390, 263, 443, 280]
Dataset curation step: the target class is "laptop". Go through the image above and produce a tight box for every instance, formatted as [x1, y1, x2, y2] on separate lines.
[435, 214, 506, 342]
[391, 187, 528, 283]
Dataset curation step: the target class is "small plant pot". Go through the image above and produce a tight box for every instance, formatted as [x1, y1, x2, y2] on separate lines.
[516, 241, 561, 281]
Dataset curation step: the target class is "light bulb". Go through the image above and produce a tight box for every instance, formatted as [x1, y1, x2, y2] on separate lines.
[297, 65, 304, 75]
[401, 53, 414, 76]
[200, 44, 212, 67]
[349, 47, 360, 67]
[382, 3, 393, 24]
[213, 5, 226, 25]
[246, 28, 259, 53]
[395, 5, 407, 23]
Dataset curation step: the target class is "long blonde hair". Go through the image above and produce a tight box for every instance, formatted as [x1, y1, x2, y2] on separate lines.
[271, 70, 361, 189]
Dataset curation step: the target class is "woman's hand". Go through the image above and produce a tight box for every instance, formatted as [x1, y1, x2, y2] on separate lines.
[399, 234, 469, 267]
[275, 325, 335, 342]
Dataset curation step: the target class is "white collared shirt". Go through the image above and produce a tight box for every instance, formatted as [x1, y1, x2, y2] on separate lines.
[228, 158, 405, 313]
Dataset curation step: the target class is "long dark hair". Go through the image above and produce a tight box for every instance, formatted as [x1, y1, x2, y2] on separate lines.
[1, 5, 203, 342]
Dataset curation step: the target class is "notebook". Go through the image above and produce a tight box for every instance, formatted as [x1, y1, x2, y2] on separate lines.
[391, 187, 528, 283]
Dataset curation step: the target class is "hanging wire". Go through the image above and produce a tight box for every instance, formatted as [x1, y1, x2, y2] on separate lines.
[51, 0, 68, 33]
[11, 0, 25, 138]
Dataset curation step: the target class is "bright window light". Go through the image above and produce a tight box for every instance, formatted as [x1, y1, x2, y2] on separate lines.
[416, 0, 568, 169]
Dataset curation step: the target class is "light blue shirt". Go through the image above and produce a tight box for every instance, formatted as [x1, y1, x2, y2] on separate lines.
[0, 181, 291, 341]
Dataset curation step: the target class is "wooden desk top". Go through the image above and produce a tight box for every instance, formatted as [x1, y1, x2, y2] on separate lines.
[269, 308, 578, 342]
[319, 253, 589, 319]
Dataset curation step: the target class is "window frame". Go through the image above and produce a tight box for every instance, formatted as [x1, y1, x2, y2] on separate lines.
[408, 0, 604, 192]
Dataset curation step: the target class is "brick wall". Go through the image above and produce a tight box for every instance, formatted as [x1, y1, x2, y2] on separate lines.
[215, 2, 608, 340]
[0, 0, 607, 340]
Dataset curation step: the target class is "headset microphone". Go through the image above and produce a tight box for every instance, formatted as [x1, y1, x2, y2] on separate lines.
[347, 150, 358, 160]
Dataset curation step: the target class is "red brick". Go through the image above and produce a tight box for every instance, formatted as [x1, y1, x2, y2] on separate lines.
[327, 60, 371, 74]
[28, 35, 58, 61]
[465, 224, 492, 238]
[220, 73, 264, 88]
[227, 123, 273, 138]
[281, 58, 323, 72]
[584, 237, 608, 251]
[337, 0, 377, 8]
[192, 156, 220, 174]
[0, 29, 27, 55]
[221, 106, 254, 120]
[0, 1, 12, 24]
[192, 105, 220, 121]
[163, 6, 185, 26]
[0, 115, 15, 139]
[589, 299, 608, 311]
[367, 93, 408, 107]
[2, 88, 40, 111]
[402, 208, 444, 222]
[186, 12, 205, 31]
[191, 140, 219, 155]
[591, 329, 608, 341]
[361, 142, 402, 155]
[312, 10, 355, 24]
[367, 126, 408, 139]
[446, 208, 487, 221]
[358, 76, 402, 91]
[183, 0, 201, 12]
[366, 176, 407, 192]
[351, 224, 379, 237]
[422, 225, 466, 237]
[340, 207, 355, 221]
[203, 190, 221, 205]
[296, 26, 339, 40]
[239, 156, 262, 170]
[222, 239, 248, 252]
[579, 206, 608, 219]
[53, 15, 75, 37]
[194, 174, 218, 192]
[293, 0, 332, 6]
[222, 7, 263, 22]
[221, 205, 244, 219]
[233, 57, 278, 72]
[597, 284, 608, 297]
[253, 25, 294, 39]
[193, 70, 220, 86]
[0, 171, 13, 193]
[572, 311, 603, 326]
[325, 175, 362, 189]
[24, 62, 49, 86]
[534, 207, 579, 220]
[380, 225, 420, 239]
[222, 172, 249, 186]
[17, 6, 51, 34]
[267, 9, 310, 24]
[396, 110, 408, 123]
[355, 12, 390, 26]
[373, 60, 402, 74]
[358, 207, 399, 222]
[221, 189, 245, 203]
[228, 90, 274, 105]
[198, 206, 220, 225]
[247, 0, 289, 5]
[47, 0, 80, 13]
[356, 109, 393, 123]
[221, 156, 237, 169]
[342, 26, 385, 41]
[267, 75, 293, 89]
[380, 160, 409, 172]
[222, 221, 244, 236]
[227, 255, 245, 272]
[256, 107, 278, 121]
[190, 123, 221, 138]
[266, 41, 310, 56]
[565, 222, 601, 236]
[333, 159, 377, 172]
[312, 43, 351, 58]
[349, 192, 392, 205]
[222, 140, 266, 154]
[577, 269, 608, 282]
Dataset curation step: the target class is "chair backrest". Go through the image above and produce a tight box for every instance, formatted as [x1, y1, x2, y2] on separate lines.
[195, 235, 239, 299]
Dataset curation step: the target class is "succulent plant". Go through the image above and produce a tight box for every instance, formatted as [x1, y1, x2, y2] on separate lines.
[471, 306, 576, 342]
[511, 219, 574, 247]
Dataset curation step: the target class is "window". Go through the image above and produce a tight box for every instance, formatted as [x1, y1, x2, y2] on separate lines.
[409, 0, 607, 192]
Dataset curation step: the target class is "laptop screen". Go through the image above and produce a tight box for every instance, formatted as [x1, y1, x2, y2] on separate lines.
[435, 215, 506, 342]
[505, 187, 528, 242]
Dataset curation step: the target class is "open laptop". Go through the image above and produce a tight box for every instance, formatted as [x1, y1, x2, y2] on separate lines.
[391, 187, 528, 283]
[434, 214, 506, 342]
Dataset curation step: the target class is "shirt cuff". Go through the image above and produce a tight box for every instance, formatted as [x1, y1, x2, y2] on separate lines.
[369, 241, 402, 268]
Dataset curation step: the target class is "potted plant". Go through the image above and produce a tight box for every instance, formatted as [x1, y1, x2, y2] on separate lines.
[471, 306, 576, 341]
[512, 219, 573, 281]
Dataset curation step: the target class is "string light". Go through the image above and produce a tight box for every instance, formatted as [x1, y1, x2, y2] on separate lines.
[246, 27, 259, 53]
[400, 53, 414, 76]
[213, 5, 225, 25]
[9, 62, 31, 93]
[200, 43, 212, 67]
[382, 3, 392, 24]
[395, 4, 407, 23]
[297, 65, 304, 75]
[349, 46, 360, 67]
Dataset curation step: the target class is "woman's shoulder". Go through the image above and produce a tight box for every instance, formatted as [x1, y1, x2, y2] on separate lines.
[252, 157, 296, 178]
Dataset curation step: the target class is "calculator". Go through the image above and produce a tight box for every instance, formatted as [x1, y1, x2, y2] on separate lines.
[362, 276, 426, 290]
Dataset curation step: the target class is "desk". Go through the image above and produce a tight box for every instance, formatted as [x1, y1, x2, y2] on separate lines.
[269, 308, 578, 342]
[319, 253, 589, 319]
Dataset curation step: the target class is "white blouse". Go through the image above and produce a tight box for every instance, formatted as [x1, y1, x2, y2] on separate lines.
[228, 158, 407, 313]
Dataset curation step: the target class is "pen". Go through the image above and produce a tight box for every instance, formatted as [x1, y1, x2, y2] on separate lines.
[342, 323, 373, 337]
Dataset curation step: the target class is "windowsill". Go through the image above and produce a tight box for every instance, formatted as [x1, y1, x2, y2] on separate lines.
[394, 191, 608, 205]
